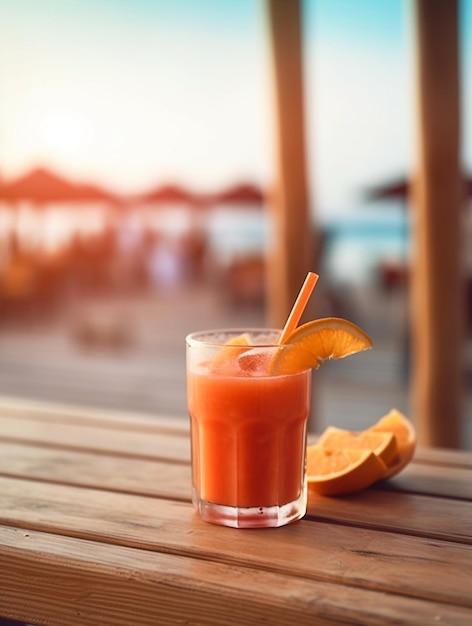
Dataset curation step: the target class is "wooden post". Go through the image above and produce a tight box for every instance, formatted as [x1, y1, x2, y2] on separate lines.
[411, 0, 464, 447]
[265, 0, 312, 328]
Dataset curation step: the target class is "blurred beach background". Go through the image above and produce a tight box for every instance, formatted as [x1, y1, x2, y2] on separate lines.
[0, 0, 471, 445]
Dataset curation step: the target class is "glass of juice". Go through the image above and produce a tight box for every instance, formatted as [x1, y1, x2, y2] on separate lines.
[186, 329, 311, 528]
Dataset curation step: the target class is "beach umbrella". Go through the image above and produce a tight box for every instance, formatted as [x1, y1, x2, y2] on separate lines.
[364, 177, 410, 202]
[0, 167, 123, 255]
[131, 183, 210, 238]
[363, 177, 412, 279]
[0, 167, 119, 206]
[208, 182, 265, 207]
[134, 181, 265, 210]
[363, 175, 472, 269]
[136, 183, 204, 207]
[364, 174, 472, 204]
[363, 176, 411, 246]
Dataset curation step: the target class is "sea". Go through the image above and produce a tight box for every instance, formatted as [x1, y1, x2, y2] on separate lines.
[321, 204, 410, 285]
[0, 200, 410, 286]
[205, 202, 410, 286]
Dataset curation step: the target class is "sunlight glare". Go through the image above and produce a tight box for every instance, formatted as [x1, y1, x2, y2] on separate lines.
[36, 110, 91, 156]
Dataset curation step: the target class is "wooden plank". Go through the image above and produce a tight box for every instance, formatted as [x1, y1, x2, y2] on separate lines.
[307, 489, 472, 544]
[1, 477, 471, 605]
[411, 0, 464, 446]
[2, 403, 472, 467]
[377, 462, 472, 500]
[413, 446, 472, 468]
[0, 395, 189, 434]
[265, 0, 312, 327]
[0, 442, 191, 500]
[2, 526, 470, 626]
[1, 441, 471, 502]
[0, 416, 190, 462]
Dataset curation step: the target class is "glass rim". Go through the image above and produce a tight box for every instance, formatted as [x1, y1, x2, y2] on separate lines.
[186, 328, 283, 348]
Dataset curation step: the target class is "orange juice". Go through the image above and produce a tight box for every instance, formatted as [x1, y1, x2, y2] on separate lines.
[186, 329, 311, 528]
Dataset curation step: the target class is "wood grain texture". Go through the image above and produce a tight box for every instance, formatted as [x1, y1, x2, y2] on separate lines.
[307, 489, 472, 545]
[1, 477, 471, 608]
[1, 439, 472, 503]
[0, 415, 190, 461]
[1, 400, 471, 625]
[3, 526, 470, 626]
[378, 462, 472, 500]
[0, 395, 189, 434]
[0, 442, 191, 499]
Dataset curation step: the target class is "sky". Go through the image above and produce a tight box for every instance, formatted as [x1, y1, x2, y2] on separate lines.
[0, 0, 470, 220]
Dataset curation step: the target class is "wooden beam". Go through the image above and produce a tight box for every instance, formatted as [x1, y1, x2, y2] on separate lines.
[411, 0, 464, 447]
[265, 0, 312, 327]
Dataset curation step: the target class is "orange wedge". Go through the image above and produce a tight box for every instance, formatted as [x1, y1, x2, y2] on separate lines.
[211, 333, 252, 370]
[370, 409, 417, 479]
[271, 317, 373, 375]
[318, 425, 398, 467]
[306, 445, 387, 496]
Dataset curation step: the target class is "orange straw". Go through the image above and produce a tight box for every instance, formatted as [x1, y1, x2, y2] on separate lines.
[278, 272, 319, 344]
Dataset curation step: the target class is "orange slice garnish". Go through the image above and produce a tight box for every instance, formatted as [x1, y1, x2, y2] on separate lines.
[369, 409, 417, 479]
[271, 317, 373, 375]
[310, 410, 417, 495]
[306, 445, 387, 496]
[317, 425, 398, 467]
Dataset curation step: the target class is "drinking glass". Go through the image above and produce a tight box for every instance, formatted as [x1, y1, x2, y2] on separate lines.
[186, 329, 311, 528]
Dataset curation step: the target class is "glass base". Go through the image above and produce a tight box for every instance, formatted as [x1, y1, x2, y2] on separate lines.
[193, 487, 307, 528]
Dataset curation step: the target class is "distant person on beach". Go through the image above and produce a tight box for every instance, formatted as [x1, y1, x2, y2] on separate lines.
[181, 228, 207, 284]
[146, 233, 185, 292]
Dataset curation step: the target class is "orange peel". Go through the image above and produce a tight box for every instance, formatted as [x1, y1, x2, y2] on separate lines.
[308, 411, 417, 496]
[271, 317, 373, 375]
[370, 409, 417, 479]
[306, 445, 387, 496]
[317, 425, 398, 468]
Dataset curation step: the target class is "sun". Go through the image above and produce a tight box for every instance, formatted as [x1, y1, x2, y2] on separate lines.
[37, 109, 91, 156]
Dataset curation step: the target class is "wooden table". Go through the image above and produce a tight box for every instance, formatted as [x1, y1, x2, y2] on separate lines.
[0, 397, 471, 625]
